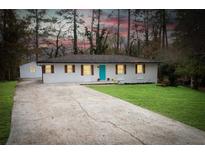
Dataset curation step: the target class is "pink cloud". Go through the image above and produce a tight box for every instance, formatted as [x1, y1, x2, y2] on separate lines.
[101, 17, 118, 26]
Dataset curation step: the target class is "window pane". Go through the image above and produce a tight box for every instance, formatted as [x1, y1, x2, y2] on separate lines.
[83, 65, 91, 75]
[67, 65, 73, 73]
[45, 65, 51, 73]
[30, 66, 36, 73]
[117, 64, 124, 74]
[137, 64, 143, 73]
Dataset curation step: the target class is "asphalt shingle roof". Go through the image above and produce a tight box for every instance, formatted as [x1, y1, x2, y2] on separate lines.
[37, 54, 159, 64]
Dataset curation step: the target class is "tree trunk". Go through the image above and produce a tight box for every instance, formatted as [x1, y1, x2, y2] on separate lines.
[161, 10, 168, 49]
[190, 76, 194, 88]
[2, 10, 6, 43]
[137, 40, 141, 56]
[191, 76, 199, 89]
[159, 22, 162, 47]
[161, 10, 165, 49]
[8, 68, 11, 81]
[96, 9, 101, 54]
[55, 39, 59, 58]
[127, 9, 131, 55]
[117, 9, 120, 54]
[90, 10, 94, 54]
[144, 10, 149, 46]
[165, 23, 168, 48]
[102, 31, 109, 54]
[55, 29, 61, 57]
[35, 9, 39, 61]
[73, 9, 78, 54]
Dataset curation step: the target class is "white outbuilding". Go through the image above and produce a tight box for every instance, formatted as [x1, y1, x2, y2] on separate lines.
[19, 61, 42, 79]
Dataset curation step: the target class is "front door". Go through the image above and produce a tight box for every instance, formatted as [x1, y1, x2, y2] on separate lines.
[99, 65, 106, 80]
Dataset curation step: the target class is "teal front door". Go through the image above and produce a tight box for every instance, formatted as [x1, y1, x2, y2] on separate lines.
[99, 65, 106, 80]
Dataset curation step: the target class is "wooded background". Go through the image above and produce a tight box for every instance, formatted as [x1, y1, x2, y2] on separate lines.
[0, 10, 205, 89]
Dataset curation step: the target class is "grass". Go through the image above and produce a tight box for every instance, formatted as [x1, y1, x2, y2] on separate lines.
[0, 81, 16, 144]
[88, 84, 205, 131]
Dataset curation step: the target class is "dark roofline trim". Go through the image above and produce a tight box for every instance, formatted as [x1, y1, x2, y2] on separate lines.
[37, 61, 160, 64]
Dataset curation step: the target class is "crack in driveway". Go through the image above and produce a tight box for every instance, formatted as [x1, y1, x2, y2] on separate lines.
[69, 90, 145, 145]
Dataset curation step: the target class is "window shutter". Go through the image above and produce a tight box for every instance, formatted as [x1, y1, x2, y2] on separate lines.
[42, 65, 45, 74]
[64, 65, 67, 73]
[135, 64, 137, 74]
[124, 64, 126, 74]
[81, 65, 83, 76]
[51, 65, 54, 73]
[91, 65, 94, 75]
[72, 65, 75, 73]
[143, 64, 145, 74]
[115, 65, 118, 74]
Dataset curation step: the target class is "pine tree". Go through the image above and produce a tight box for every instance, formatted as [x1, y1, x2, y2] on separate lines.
[174, 10, 205, 89]
[57, 9, 84, 54]
[27, 10, 50, 60]
[0, 10, 29, 80]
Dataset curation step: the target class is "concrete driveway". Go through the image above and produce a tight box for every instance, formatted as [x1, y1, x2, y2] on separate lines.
[7, 80, 205, 144]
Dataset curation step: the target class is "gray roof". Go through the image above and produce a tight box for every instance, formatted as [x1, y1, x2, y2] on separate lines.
[37, 55, 159, 64]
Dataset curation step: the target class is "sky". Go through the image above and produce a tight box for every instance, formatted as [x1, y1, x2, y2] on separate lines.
[17, 9, 176, 49]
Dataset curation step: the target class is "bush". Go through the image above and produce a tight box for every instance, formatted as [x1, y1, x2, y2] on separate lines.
[159, 63, 178, 86]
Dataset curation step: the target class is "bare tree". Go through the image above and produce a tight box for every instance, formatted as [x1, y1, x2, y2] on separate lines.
[84, 10, 95, 54]
[27, 10, 49, 61]
[57, 9, 84, 54]
[54, 23, 69, 57]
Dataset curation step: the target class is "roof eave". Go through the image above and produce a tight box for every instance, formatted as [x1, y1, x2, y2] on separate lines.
[37, 61, 160, 64]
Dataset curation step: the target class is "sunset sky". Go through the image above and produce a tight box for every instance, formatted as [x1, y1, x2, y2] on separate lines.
[18, 9, 176, 49]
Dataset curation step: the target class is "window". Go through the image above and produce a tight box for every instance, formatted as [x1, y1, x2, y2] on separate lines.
[116, 64, 126, 74]
[30, 66, 36, 73]
[65, 65, 75, 73]
[136, 64, 145, 74]
[83, 65, 91, 75]
[137, 64, 143, 73]
[42, 65, 54, 74]
[81, 65, 94, 76]
[45, 65, 52, 73]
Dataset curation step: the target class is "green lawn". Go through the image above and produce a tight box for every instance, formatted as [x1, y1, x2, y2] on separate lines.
[0, 81, 16, 144]
[88, 84, 205, 131]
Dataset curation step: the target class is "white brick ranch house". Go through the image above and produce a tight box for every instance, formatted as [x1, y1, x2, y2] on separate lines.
[36, 55, 159, 84]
